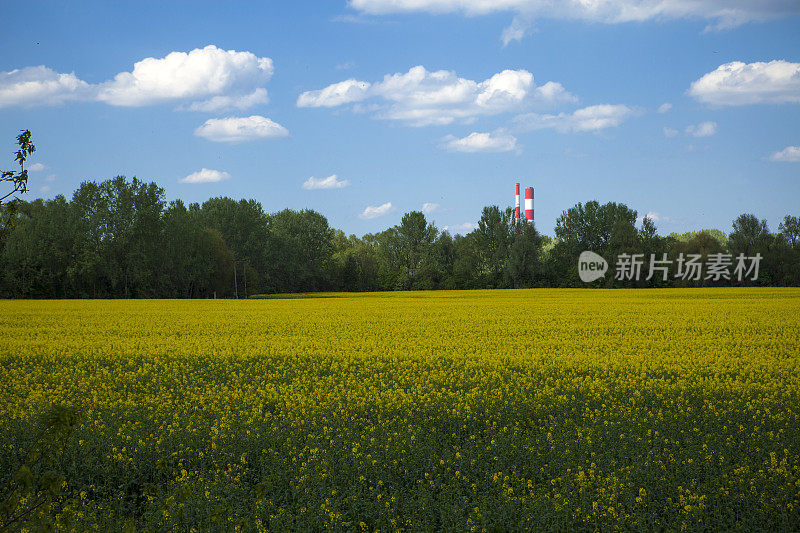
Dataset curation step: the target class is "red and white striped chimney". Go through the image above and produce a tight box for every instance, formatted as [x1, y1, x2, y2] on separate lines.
[524, 187, 534, 223]
[515, 183, 520, 222]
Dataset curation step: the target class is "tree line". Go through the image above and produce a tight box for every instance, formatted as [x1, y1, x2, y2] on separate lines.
[1, 175, 798, 298]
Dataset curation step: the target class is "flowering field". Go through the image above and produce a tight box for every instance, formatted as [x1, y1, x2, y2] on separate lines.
[1, 288, 799, 531]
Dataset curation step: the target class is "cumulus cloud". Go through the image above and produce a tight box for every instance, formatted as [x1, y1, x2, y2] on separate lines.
[657, 103, 672, 113]
[349, 0, 800, 40]
[515, 104, 635, 133]
[441, 131, 518, 152]
[663, 127, 679, 138]
[0, 66, 91, 108]
[28, 162, 47, 171]
[297, 79, 371, 108]
[298, 65, 575, 126]
[688, 61, 800, 106]
[2, 46, 275, 111]
[685, 121, 717, 137]
[194, 115, 289, 143]
[302, 174, 350, 189]
[44, 174, 57, 182]
[421, 202, 439, 214]
[768, 145, 800, 162]
[97, 45, 273, 107]
[359, 202, 393, 219]
[443, 222, 477, 234]
[180, 168, 231, 184]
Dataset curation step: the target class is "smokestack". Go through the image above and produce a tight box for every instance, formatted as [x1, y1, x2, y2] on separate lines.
[515, 183, 520, 222]
[524, 187, 534, 223]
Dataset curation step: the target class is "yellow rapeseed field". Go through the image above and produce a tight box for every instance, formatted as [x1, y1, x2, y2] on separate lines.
[1, 288, 799, 531]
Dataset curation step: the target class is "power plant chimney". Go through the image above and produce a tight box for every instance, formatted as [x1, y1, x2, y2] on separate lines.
[515, 183, 520, 222]
[524, 187, 534, 224]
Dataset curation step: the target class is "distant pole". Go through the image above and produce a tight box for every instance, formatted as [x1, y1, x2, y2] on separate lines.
[233, 260, 238, 299]
[243, 261, 248, 299]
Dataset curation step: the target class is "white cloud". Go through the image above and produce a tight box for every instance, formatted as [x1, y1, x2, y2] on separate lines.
[297, 79, 371, 108]
[184, 88, 269, 112]
[441, 131, 518, 152]
[28, 162, 47, 171]
[0, 66, 90, 108]
[501, 15, 532, 46]
[336, 61, 356, 70]
[657, 103, 672, 113]
[443, 222, 477, 234]
[97, 45, 273, 107]
[179, 168, 231, 184]
[302, 174, 350, 189]
[768, 145, 800, 162]
[44, 174, 57, 182]
[637, 211, 661, 223]
[685, 121, 717, 137]
[194, 115, 289, 143]
[39, 185, 51, 194]
[359, 202, 393, 219]
[421, 202, 439, 214]
[2, 46, 275, 110]
[298, 65, 575, 126]
[663, 126, 679, 138]
[688, 60, 800, 106]
[349, 0, 800, 40]
[515, 104, 635, 133]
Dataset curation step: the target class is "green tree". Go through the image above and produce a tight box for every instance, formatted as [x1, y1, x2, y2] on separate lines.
[668, 228, 727, 249]
[160, 200, 234, 298]
[1, 130, 35, 239]
[505, 220, 543, 288]
[668, 231, 727, 287]
[331, 231, 379, 291]
[778, 215, 799, 247]
[396, 211, 438, 289]
[728, 214, 770, 258]
[267, 209, 334, 292]
[550, 201, 639, 287]
[474, 206, 513, 287]
[201, 197, 273, 293]
[1, 197, 76, 297]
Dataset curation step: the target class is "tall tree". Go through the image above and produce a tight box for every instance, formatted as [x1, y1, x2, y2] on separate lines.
[267, 209, 334, 292]
[396, 211, 438, 289]
[505, 220, 543, 288]
[200, 197, 273, 293]
[474, 206, 513, 287]
[728, 214, 770, 258]
[550, 201, 639, 287]
[779, 215, 799, 247]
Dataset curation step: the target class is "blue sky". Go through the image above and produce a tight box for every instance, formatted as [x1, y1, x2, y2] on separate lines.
[1, 1, 798, 237]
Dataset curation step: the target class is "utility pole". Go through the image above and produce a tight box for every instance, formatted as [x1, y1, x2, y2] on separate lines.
[242, 261, 248, 299]
[233, 260, 238, 299]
